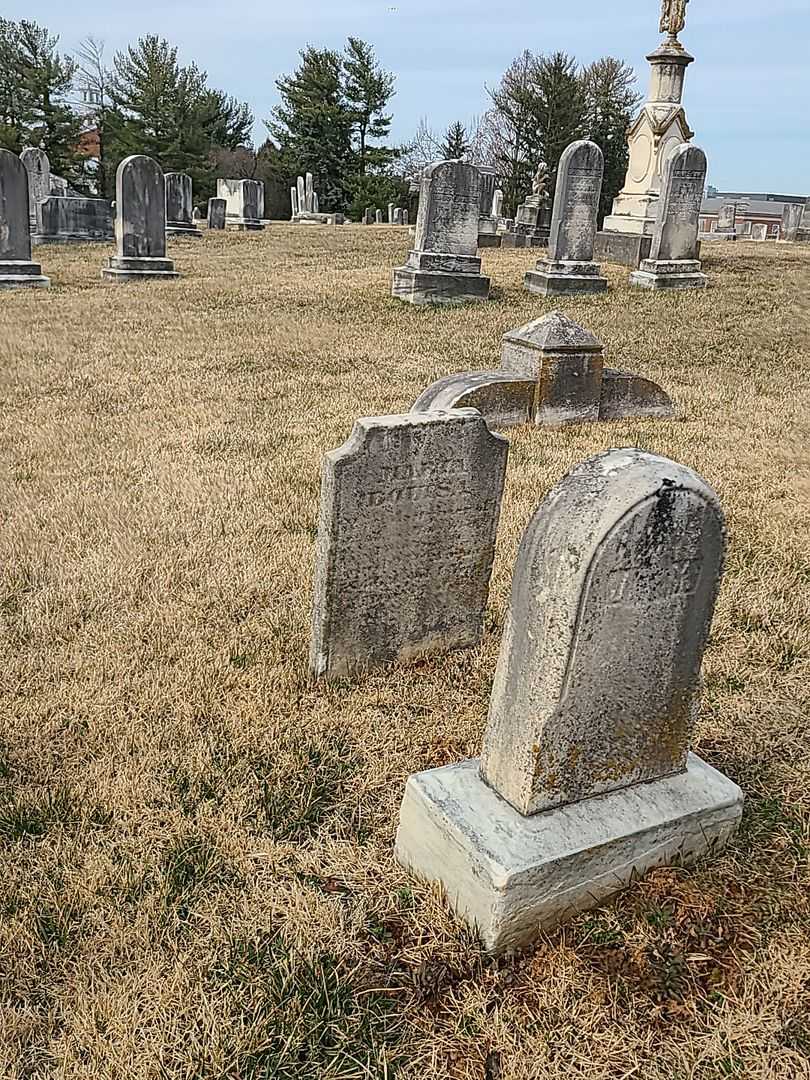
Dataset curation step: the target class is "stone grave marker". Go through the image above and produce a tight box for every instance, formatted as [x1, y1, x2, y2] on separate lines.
[750, 223, 767, 241]
[310, 411, 508, 681]
[525, 140, 607, 295]
[396, 448, 744, 953]
[165, 172, 202, 238]
[101, 155, 178, 281]
[780, 203, 802, 242]
[0, 149, 50, 287]
[392, 160, 491, 305]
[35, 196, 113, 244]
[20, 147, 50, 231]
[217, 178, 265, 230]
[630, 143, 707, 290]
[207, 197, 226, 230]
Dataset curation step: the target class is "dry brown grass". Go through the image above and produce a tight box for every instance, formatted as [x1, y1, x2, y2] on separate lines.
[0, 226, 808, 1080]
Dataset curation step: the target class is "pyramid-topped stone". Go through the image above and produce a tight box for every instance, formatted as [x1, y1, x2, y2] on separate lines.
[502, 310, 603, 362]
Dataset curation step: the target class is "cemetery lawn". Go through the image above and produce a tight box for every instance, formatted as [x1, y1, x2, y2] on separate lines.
[1, 227, 809, 1080]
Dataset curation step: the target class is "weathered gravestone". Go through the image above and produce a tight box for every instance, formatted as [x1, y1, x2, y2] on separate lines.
[20, 147, 50, 232]
[35, 196, 113, 243]
[392, 160, 491, 305]
[217, 178, 265, 230]
[101, 155, 178, 281]
[207, 197, 226, 230]
[797, 198, 810, 243]
[375, 209, 383, 224]
[630, 143, 707, 290]
[525, 140, 607, 296]
[310, 411, 508, 681]
[396, 448, 744, 953]
[165, 173, 202, 238]
[750, 223, 768, 242]
[412, 312, 673, 429]
[0, 149, 50, 288]
[716, 203, 737, 237]
[780, 203, 803, 242]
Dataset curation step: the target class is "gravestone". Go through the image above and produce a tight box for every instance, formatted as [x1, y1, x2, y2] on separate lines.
[394, 207, 403, 225]
[388, 202, 395, 224]
[751, 223, 767, 242]
[492, 188, 504, 219]
[35, 196, 113, 244]
[101, 155, 178, 281]
[402, 209, 409, 226]
[364, 206, 374, 224]
[0, 149, 50, 287]
[310, 411, 508, 681]
[797, 198, 810, 243]
[20, 148, 50, 232]
[630, 143, 707, 290]
[525, 140, 607, 296]
[192, 207, 202, 222]
[375, 209, 383, 224]
[396, 448, 744, 953]
[780, 203, 803, 242]
[716, 203, 737, 237]
[207, 197, 226, 230]
[392, 160, 491, 305]
[165, 173, 202, 238]
[217, 178, 265, 230]
[413, 312, 673, 429]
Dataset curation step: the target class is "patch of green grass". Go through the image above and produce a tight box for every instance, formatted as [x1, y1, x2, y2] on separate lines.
[208, 929, 400, 1079]
[0, 785, 113, 844]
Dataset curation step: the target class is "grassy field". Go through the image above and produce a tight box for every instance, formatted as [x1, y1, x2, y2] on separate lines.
[1, 227, 808, 1080]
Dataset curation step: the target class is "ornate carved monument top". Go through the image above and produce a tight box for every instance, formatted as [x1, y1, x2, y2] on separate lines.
[532, 162, 549, 202]
[660, 0, 689, 42]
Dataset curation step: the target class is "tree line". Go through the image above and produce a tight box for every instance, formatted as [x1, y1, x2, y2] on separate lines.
[0, 18, 640, 221]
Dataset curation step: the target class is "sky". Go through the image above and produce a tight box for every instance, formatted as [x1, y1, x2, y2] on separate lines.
[9, 0, 810, 194]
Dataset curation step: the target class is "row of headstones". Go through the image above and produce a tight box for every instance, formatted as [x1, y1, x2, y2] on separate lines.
[289, 173, 345, 225]
[361, 205, 411, 226]
[308, 406, 744, 952]
[392, 140, 709, 305]
[0, 150, 268, 288]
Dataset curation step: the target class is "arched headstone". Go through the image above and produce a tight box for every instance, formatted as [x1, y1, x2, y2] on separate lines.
[20, 148, 50, 231]
[101, 155, 178, 281]
[165, 172, 201, 238]
[396, 449, 743, 953]
[525, 140, 607, 296]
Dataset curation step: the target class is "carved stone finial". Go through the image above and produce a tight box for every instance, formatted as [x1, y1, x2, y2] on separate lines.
[660, 0, 689, 42]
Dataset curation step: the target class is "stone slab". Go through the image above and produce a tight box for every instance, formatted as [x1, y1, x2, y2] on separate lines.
[524, 264, 607, 296]
[101, 255, 178, 281]
[310, 411, 508, 680]
[34, 196, 113, 244]
[630, 265, 707, 290]
[392, 267, 491, 306]
[395, 753, 744, 954]
[599, 369, 674, 419]
[594, 231, 652, 268]
[412, 372, 535, 428]
[478, 234, 502, 248]
[0, 263, 50, 288]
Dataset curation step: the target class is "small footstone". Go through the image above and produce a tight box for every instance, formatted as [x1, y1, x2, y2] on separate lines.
[0, 149, 49, 288]
[310, 411, 508, 680]
[630, 144, 707, 290]
[101, 155, 178, 282]
[396, 448, 743, 953]
[392, 160, 491, 305]
[524, 140, 607, 297]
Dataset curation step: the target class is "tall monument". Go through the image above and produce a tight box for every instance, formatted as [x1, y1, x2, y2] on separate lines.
[598, 0, 696, 263]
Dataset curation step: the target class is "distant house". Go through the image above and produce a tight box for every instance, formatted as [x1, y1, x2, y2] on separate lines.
[700, 192, 806, 238]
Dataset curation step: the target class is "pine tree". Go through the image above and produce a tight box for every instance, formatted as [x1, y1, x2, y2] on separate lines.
[343, 37, 396, 176]
[441, 121, 470, 161]
[527, 52, 586, 197]
[268, 46, 354, 211]
[486, 51, 536, 215]
[581, 57, 641, 222]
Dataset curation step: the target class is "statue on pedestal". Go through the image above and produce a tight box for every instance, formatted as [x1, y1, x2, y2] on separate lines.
[532, 162, 549, 205]
[660, 0, 689, 42]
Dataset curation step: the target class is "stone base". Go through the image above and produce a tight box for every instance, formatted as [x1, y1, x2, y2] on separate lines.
[478, 234, 502, 248]
[630, 260, 707, 290]
[392, 266, 490, 306]
[166, 224, 202, 239]
[595, 231, 652, 269]
[33, 233, 112, 245]
[525, 260, 607, 297]
[101, 256, 178, 282]
[413, 371, 535, 428]
[603, 193, 659, 238]
[225, 220, 265, 231]
[0, 260, 50, 288]
[502, 232, 547, 249]
[395, 754, 743, 955]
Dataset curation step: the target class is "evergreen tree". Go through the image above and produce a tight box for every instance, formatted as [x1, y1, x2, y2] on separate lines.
[486, 51, 536, 215]
[582, 57, 641, 222]
[0, 19, 83, 184]
[107, 35, 252, 201]
[527, 52, 586, 196]
[343, 37, 396, 176]
[268, 46, 354, 211]
[441, 120, 470, 160]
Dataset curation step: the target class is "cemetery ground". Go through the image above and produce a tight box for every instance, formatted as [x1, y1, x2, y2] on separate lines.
[1, 227, 808, 1080]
